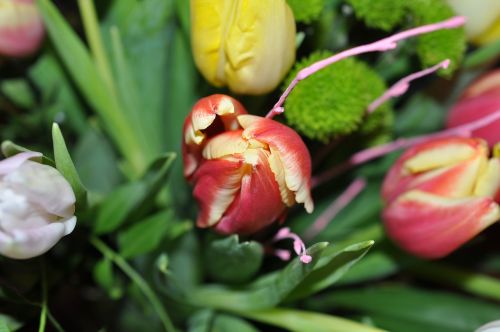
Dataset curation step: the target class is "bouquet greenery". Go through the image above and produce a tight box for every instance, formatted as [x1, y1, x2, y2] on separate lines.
[1, 0, 500, 331]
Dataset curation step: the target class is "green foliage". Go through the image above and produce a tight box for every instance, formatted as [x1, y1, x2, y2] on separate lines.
[52, 123, 88, 210]
[345, 0, 466, 75]
[309, 285, 500, 332]
[284, 51, 391, 142]
[118, 210, 191, 258]
[93, 153, 176, 234]
[287, 0, 326, 23]
[187, 241, 373, 311]
[345, 0, 406, 31]
[205, 235, 264, 284]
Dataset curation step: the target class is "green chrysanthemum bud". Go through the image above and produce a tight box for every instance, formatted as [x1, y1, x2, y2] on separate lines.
[283, 51, 393, 142]
[346, 0, 406, 31]
[286, 0, 325, 23]
[408, 0, 466, 76]
[345, 0, 466, 76]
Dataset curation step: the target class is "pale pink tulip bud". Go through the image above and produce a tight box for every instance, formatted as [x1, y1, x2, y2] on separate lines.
[447, 69, 500, 147]
[381, 137, 500, 259]
[0, 152, 76, 259]
[182, 94, 313, 235]
[0, 0, 45, 58]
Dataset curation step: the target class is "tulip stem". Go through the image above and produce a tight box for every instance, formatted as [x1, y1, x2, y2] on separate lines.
[90, 236, 176, 332]
[38, 259, 48, 332]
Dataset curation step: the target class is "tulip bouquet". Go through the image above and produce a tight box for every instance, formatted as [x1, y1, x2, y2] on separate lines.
[1, 0, 500, 331]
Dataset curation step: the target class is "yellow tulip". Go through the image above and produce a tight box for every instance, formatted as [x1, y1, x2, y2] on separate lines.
[190, 0, 296, 95]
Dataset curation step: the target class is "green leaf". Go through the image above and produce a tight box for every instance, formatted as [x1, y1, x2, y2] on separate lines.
[188, 241, 372, 311]
[394, 94, 445, 137]
[37, 0, 146, 175]
[52, 123, 87, 209]
[336, 250, 399, 285]
[241, 308, 386, 332]
[74, 128, 121, 194]
[310, 285, 500, 332]
[212, 314, 259, 332]
[93, 258, 123, 299]
[205, 235, 263, 284]
[118, 210, 176, 258]
[29, 52, 88, 135]
[463, 39, 500, 68]
[0, 314, 22, 332]
[285, 241, 374, 300]
[94, 153, 176, 234]
[1, 140, 54, 166]
[0, 79, 35, 109]
[94, 181, 148, 234]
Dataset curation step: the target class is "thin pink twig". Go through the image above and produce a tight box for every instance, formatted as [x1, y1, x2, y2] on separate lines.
[367, 59, 450, 113]
[312, 110, 500, 187]
[265, 16, 466, 119]
[304, 178, 366, 240]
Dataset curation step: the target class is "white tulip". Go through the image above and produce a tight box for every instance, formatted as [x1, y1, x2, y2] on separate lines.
[0, 152, 76, 259]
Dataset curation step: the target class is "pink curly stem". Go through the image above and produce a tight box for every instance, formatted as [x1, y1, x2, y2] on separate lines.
[305, 178, 367, 240]
[273, 227, 312, 264]
[265, 16, 466, 118]
[312, 110, 500, 187]
[367, 59, 451, 113]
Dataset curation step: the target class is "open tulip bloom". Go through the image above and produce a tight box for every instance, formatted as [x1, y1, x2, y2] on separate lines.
[183, 94, 313, 235]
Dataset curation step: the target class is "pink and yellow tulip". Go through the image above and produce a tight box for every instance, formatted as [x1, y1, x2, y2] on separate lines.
[382, 137, 500, 259]
[447, 69, 500, 148]
[0, 0, 45, 58]
[183, 94, 313, 235]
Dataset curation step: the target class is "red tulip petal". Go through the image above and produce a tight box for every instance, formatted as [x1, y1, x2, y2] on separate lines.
[182, 94, 247, 179]
[238, 114, 313, 212]
[214, 149, 285, 235]
[447, 92, 500, 147]
[384, 190, 500, 259]
[192, 157, 245, 228]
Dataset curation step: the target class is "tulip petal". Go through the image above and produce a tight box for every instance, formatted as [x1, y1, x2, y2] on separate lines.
[382, 138, 489, 202]
[3, 161, 76, 218]
[215, 149, 285, 235]
[0, 216, 76, 259]
[384, 190, 500, 259]
[202, 130, 248, 160]
[474, 158, 500, 201]
[0, 151, 42, 175]
[193, 157, 245, 228]
[183, 94, 247, 178]
[238, 114, 313, 212]
[0, 0, 45, 57]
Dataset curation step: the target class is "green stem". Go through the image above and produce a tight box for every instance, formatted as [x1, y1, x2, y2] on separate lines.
[77, 0, 116, 94]
[90, 235, 176, 332]
[38, 260, 48, 332]
[76, 0, 146, 176]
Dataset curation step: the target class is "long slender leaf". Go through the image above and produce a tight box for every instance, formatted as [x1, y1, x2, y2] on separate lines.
[241, 308, 386, 332]
[52, 123, 87, 209]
